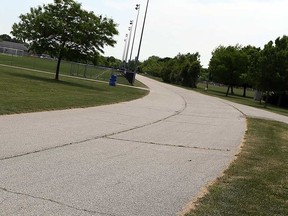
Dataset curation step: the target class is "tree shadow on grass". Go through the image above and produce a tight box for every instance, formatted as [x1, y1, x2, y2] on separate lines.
[9, 72, 106, 92]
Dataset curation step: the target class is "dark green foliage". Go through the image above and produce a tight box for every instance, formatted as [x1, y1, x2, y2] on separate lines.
[209, 45, 247, 96]
[208, 36, 288, 107]
[11, 0, 118, 80]
[0, 34, 22, 43]
[181, 61, 201, 88]
[160, 53, 201, 87]
[240, 45, 261, 97]
[255, 36, 288, 107]
[140, 53, 201, 88]
[140, 56, 164, 77]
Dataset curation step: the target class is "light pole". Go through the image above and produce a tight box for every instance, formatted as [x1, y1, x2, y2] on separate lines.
[122, 34, 128, 68]
[125, 21, 133, 66]
[133, 0, 150, 84]
[128, 4, 140, 66]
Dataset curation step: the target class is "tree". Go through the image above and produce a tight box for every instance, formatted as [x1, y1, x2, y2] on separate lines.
[11, 0, 118, 80]
[180, 60, 201, 88]
[241, 45, 261, 97]
[0, 34, 12, 41]
[209, 45, 246, 96]
[199, 68, 210, 89]
[0, 34, 23, 43]
[257, 36, 288, 107]
[159, 53, 201, 87]
[140, 56, 164, 77]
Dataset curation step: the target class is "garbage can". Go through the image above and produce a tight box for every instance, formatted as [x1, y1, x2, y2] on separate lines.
[109, 74, 117, 86]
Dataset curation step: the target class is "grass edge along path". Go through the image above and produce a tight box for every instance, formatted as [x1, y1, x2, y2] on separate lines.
[0, 65, 149, 115]
[195, 83, 288, 117]
[182, 118, 288, 216]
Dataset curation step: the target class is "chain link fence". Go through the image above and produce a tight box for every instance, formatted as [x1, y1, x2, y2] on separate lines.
[0, 53, 130, 85]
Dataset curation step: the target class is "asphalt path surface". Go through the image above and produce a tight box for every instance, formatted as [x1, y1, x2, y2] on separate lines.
[0, 75, 287, 216]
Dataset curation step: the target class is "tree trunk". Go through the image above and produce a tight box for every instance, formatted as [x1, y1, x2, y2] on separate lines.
[55, 43, 66, 81]
[230, 86, 234, 95]
[243, 85, 247, 97]
[277, 93, 283, 107]
[226, 85, 230, 97]
[264, 91, 269, 108]
[55, 55, 62, 80]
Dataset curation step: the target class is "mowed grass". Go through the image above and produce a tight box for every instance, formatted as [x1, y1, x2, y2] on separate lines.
[185, 118, 288, 216]
[196, 82, 288, 116]
[0, 65, 148, 115]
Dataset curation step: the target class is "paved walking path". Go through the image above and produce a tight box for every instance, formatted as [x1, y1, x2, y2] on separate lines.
[0, 75, 286, 216]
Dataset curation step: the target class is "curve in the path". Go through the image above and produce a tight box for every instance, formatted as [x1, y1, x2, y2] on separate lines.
[0, 75, 247, 216]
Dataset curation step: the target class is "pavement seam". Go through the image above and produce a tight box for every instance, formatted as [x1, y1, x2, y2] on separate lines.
[105, 137, 231, 152]
[0, 92, 188, 161]
[0, 187, 118, 216]
[218, 99, 247, 118]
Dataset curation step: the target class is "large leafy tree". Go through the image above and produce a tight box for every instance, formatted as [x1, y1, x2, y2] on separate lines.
[140, 56, 164, 77]
[240, 45, 260, 97]
[179, 53, 201, 88]
[160, 53, 201, 87]
[0, 34, 22, 43]
[257, 36, 288, 106]
[11, 0, 118, 80]
[209, 45, 247, 96]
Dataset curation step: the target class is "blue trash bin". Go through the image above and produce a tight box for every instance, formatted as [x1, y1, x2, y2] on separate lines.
[109, 74, 117, 86]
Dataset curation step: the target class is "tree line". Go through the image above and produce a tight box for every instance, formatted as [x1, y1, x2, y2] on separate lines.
[139, 53, 201, 88]
[209, 36, 288, 107]
[140, 36, 288, 108]
[4, 0, 288, 107]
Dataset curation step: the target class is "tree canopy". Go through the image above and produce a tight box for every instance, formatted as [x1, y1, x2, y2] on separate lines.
[11, 0, 118, 80]
[207, 36, 288, 107]
[209, 45, 247, 96]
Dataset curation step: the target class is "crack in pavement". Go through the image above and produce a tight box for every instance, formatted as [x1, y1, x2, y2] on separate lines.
[0, 94, 188, 162]
[218, 100, 247, 118]
[0, 187, 118, 216]
[105, 137, 231, 152]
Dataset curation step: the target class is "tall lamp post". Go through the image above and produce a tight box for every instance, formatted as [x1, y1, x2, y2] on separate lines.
[128, 4, 140, 66]
[125, 21, 134, 67]
[132, 0, 150, 84]
[121, 34, 128, 68]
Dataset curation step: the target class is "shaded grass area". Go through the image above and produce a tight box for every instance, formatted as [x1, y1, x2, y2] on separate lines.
[0, 54, 146, 87]
[186, 118, 288, 216]
[196, 82, 288, 116]
[0, 65, 148, 115]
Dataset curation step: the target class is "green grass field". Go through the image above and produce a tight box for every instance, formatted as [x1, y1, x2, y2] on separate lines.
[0, 65, 148, 115]
[186, 118, 288, 216]
[196, 82, 288, 116]
[0, 54, 145, 87]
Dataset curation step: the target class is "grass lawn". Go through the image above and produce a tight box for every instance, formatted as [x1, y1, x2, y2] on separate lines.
[0, 65, 148, 115]
[185, 118, 288, 216]
[196, 82, 288, 117]
[0, 54, 146, 87]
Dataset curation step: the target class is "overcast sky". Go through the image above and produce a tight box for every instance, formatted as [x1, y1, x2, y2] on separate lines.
[1, 0, 288, 67]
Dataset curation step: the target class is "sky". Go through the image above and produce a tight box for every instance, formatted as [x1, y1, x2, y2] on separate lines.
[1, 0, 288, 67]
